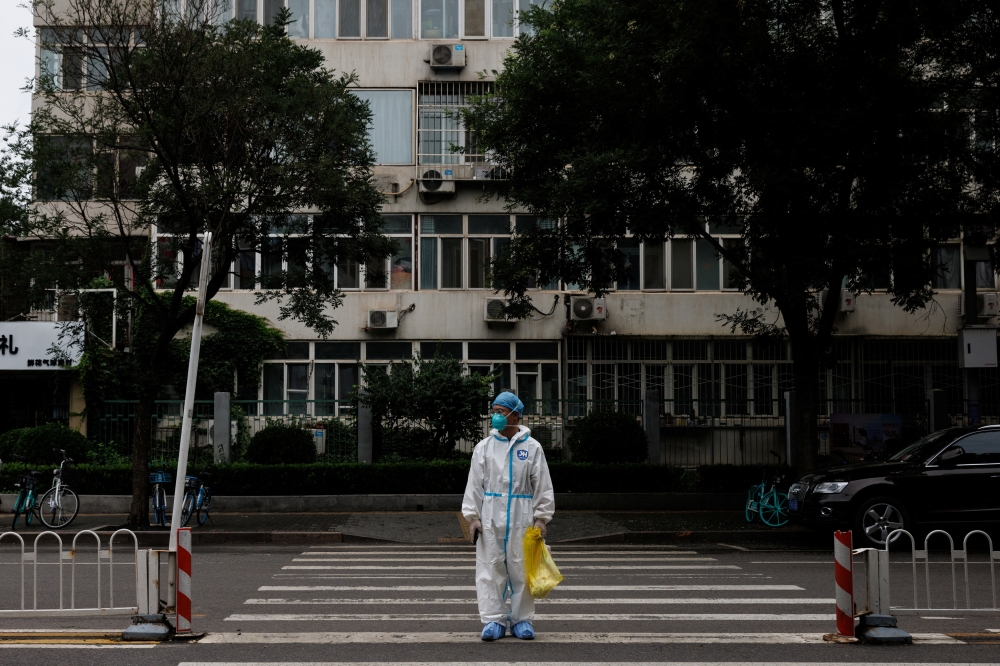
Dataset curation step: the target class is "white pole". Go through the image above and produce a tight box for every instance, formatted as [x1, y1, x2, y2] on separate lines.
[168, 232, 213, 553]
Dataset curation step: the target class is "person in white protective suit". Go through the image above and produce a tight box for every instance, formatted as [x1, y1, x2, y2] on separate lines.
[462, 390, 555, 641]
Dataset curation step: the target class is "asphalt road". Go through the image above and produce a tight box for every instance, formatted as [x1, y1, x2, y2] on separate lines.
[1, 541, 999, 665]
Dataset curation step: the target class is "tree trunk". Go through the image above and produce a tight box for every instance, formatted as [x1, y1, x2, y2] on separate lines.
[791, 350, 820, 474]
[126, 391, 155, 526]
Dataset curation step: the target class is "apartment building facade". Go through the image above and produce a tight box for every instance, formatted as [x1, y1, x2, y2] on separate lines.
[9, 0, 1000, 463]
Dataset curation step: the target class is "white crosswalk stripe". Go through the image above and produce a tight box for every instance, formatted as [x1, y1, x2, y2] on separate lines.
[227, 545, 854, 648]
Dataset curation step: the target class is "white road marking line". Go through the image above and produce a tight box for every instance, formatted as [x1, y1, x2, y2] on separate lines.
[197, 631, 962, 644]
[301, 551, 701, 556]
[290, 558, 717, 563]
[176, 663, 988, 666]
[243, 597, 835, 605]
[280, 565, 739, 571]
[258, 585, 803, 591]
[222, 613, 834, 621]
[0, 645, 155, 650]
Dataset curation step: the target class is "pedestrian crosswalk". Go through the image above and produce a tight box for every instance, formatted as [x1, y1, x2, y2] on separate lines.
[213, 544, 867, 645]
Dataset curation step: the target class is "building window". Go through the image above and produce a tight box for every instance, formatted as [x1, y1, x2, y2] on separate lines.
[352, 89, 414, 165]
[262, 341, 361, 415]
[219, 0, 410, 38]
[417, 82, 492, 166]
[420, 0, 458, 38]
[932, 245, 961, 290]
[418, 214, 513, 290]
[367, 214, 414, 289]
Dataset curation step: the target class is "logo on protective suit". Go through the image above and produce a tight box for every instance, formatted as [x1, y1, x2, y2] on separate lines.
[516, 449, 529, 461]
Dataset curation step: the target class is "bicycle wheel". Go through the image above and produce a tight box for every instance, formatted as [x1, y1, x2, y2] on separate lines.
[39, 487, 80, 529]
[24, 491, 35, 526]
[11, 490, 26, 530]
[153, 486, 167, 527]
[180, 492, 195, 527]
[759, 490, 789, 527]
[745, 484, 762, 523]
[197, 488, 210, 526]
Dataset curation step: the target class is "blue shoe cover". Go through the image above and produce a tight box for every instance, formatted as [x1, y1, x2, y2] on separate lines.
[511, 621, 535, 640]
[481, 622, 506, 641]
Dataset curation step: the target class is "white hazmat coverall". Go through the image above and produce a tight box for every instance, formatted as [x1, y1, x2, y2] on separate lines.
[462, 425, 555, 625]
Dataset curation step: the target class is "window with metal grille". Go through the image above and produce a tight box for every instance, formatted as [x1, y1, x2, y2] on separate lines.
[417, 81, 493, 165]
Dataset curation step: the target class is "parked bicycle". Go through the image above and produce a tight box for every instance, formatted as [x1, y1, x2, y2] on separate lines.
[179, 471, 212, 527]
[149, 465, 173, 527]
[10, 454, 43, 529]
[745, 452, 789, 527]
[37, 449, 80, 529]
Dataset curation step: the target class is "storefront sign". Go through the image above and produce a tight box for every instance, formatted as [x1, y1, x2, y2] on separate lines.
[0, 321, 82, 370]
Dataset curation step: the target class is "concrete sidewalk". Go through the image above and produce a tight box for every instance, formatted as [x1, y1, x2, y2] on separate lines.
[5, 509, 818, 547]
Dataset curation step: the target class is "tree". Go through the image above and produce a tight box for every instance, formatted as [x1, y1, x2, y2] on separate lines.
[14, 0, 393, 524]
[464, 0, 1000, 471]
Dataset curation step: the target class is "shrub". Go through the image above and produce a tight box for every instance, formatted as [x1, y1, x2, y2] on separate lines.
[567, 410, 648, 463]
[0, 423, 92, 464]
[244, 422, 317, 464]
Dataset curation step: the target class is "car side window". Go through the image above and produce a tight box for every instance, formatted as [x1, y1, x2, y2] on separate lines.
[951, 432, 1000, 465]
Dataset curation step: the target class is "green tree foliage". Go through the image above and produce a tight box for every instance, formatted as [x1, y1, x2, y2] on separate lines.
[360, 355, 493, 460]
[464, 0, 1000, 471]
[567, 411, 648, 464]
[0, 423, 91, 464]
[9, 0, 392, 524]
[244, 422, 318, 464]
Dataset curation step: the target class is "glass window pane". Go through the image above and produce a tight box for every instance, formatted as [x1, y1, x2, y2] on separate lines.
[465, 0, 485, 36]
[236, 249, 255, 289]
[237, 0, 258, 21]
[421, 0, 458, 38]
[351, 90, 413, 164]
[382, 214, 412, 233]
[420, 341, 462, 358]
[263, 364, 284, 415]
[617, 238, 640, 290]
[286, 342, 310, 359]
[722, 238, 740, 289]
[366, 341, 413, 360]
[339, 364, 359, 400]
[441, 237, 463, 288]
[695, 238, 720, 290]
[264, 0, 283, 25]
[932, 245, 960, 289]
[468, 215, 510, 234]
[365, 256, 389, 289]
[516, 341, 558, 360]
[541, 363, 558, 401]
[288, 362, 309, 390]
[287, 0, 309, 36]
[643, 241, 665, 289]
[260, 237, 283, 288]
[338, 257, 360, 289]
[468, 341, 510, 359]
[316, 342, 361, 359]
[62, 48, 83, 91]
[341, 0, 361, 36]
[516, 0, 543, 36]
[468, 238, 489, 289]
[567, 362, 586, 415]
[976, 260, 996, 289]
[420, 237, 437, 289]
[671, 239, 693, 289]
[517, 371, 538, 412]
[287, 237, 309, 286]
[156, 237, 179, 289]
[494, 363, 512, 392]
[212, 0, 234, 24]
[315, 0, 337, 36]
[315, 363, 337, 415]
[391, 237, 413, 289]
[367, 0, 388, 36]
[420, 214, 462, 234]
[753, 364, 774, 415]
[391, 0, 412, 37]
[86, 47, 108, 91]
[493, 0, 513, 36]
[40, 46, 61, 90]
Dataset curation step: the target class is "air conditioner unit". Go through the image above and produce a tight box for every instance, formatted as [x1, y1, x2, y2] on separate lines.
[959, 293, 999, 318]
[484, 297, 512, 323]
[374, 173, 402, 195]
[368, 309, 398, 329]
[429, 43, 466, 69]
[418, 168, 456, 194]
[570, 296, 607, 321]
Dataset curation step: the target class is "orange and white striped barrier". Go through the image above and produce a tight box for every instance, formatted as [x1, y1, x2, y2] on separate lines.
[834, 530, 853, 636]
[177, 527, 192, 633]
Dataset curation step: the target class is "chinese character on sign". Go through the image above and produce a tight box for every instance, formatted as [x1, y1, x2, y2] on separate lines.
[0, 334, 18, 355]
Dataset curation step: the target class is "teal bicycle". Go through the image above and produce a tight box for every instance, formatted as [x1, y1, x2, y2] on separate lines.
[10, 455, 44, 530]
[149, 465, 173, 527]
[745, 453, 789, 527]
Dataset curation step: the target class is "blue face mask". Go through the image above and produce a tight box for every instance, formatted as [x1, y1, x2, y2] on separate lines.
[491, 412, 508, 431]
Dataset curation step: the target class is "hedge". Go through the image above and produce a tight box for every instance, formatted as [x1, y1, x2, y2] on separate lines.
[1, 461, 690, 495]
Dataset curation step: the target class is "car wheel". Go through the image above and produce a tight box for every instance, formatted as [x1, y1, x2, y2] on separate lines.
[854, 495, 909, 548]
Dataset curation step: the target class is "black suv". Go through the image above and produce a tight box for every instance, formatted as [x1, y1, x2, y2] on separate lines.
[788, 425, 1000, 547]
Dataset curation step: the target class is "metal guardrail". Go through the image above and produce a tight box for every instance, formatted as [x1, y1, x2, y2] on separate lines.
[0, 528, 142, 617]
[884, 528, 1000, 617]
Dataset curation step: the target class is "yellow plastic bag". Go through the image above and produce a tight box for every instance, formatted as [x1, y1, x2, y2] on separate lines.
[523, 526, 564, 599]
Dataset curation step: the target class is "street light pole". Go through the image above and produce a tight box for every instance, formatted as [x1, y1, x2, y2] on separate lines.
[166, 232, 213, 609]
